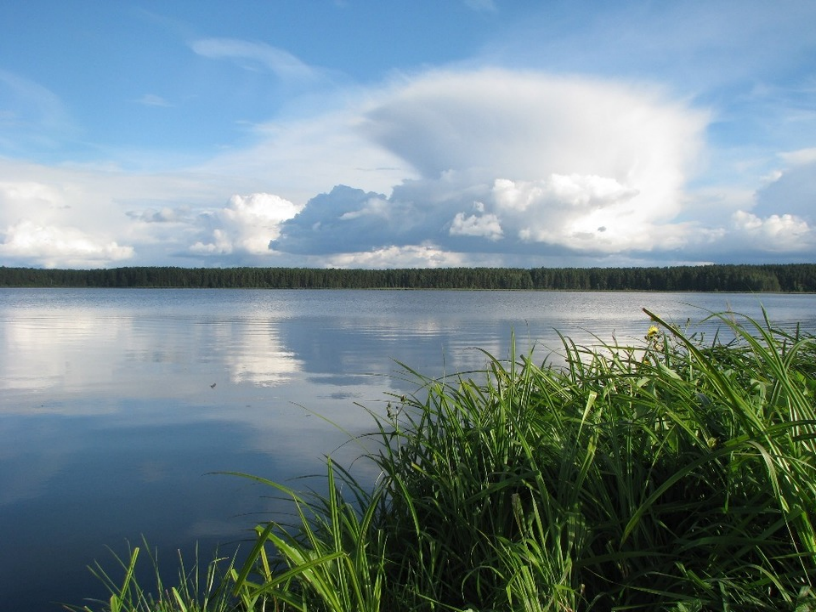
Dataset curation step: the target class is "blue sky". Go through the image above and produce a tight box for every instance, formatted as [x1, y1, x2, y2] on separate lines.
[1, 0, 814, 269]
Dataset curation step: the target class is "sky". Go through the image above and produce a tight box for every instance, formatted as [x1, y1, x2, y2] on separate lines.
[0, 1, 814, 270]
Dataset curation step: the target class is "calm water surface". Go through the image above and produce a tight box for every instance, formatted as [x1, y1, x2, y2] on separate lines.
[1, 288, 815, 611]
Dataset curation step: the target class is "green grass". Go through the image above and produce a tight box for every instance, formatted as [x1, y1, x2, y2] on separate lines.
[65, 538, 239, 612]
[74, 310, 816, 611]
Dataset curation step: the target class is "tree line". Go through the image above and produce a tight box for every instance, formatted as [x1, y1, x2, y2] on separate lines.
[1, 264, 814, 292]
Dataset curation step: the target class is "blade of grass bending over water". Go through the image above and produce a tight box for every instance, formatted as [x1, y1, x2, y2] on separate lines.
[227, 458, 387, 612]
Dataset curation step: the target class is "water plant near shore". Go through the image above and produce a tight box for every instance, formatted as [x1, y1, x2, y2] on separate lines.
[66, 539, 238, 612]
[73, 310, 816, 611]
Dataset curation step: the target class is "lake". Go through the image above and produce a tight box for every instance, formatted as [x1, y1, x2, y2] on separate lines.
[2, 288, 815, 611]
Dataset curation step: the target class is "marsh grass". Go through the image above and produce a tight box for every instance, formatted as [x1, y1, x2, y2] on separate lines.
[76, 311, 816, 611]
[65, 539, 239, 612]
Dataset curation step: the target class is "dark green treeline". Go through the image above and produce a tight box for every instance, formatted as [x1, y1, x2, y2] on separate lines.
[1, 264, 815, 292]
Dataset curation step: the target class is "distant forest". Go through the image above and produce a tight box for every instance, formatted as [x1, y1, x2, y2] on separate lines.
[1, 264, 815, 292]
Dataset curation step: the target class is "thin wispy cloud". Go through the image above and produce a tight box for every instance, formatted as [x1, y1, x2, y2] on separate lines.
[464, 0, 498, 13]
[0, 69, 77, 152]
[136, 94, 172, 107]
[190, 38, 321, 83]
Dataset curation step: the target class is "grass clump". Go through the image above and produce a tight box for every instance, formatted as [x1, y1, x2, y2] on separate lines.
[66, 539, 239, 612]
[76, 311, 816, 611]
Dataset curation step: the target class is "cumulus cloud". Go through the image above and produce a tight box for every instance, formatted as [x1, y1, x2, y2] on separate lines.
[271, 185, 402, 254]
[752, 154, 816, 223]
[324, 243, 466, 269]
[449, 203, 503, 241]
[731, 210, 812, 249]
[726, 211, 814, 254]
[0, 175, 136, 267]
[492, 175, 657, 250]
[683, 149, 816, 261]
[273, 69, 707, 259]
[4, 63, 812, 269]
[494, 175, 638, 213]
[0, 221, 133, 268]
[682, 207, 814, 264]
[191, 192, 301, 258]
[0, 161, 294, 268]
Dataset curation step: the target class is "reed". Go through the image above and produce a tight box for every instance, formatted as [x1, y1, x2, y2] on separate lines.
[76, 311, 816, 611]
[65, 538, 238, 612]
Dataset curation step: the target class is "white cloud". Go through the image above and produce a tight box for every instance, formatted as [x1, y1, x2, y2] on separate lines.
[191, 192, 301, 257]
[0, 174, 137, 267]
[3, 61, 813, 269]
[730, 210, 814, 252]
[493, 173, 640, 235]
[0, 159, 268, 267]
[779, 148, 816, 166]
[324, 243, 465, 269]
[361, 70, 706, 189]
[189, 229, 232, 255]
[750, 155, 816, 225]
[194, 109, 413, 206]
[449, 210, 503, 240]
[275, 69, 708, 258]
[0, 221, 133, 268]
[0, 68, 720, 268]
[491, 175, 671, 251]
